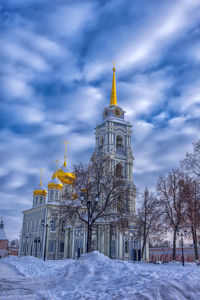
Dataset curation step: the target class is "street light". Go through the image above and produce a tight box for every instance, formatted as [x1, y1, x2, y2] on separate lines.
[177, 229, 187, 266]
[42, 219, 55, 261]
[79, 192, 99, 252]
[41, 220, 49, 261]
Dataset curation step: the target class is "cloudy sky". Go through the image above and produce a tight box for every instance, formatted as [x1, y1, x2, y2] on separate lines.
[1, 0, 200, 240]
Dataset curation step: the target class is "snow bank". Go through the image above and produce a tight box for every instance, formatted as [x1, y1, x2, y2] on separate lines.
[3, 252, 200, 299]
[3, 255, 73, 278]
[41, 251, 200, 300]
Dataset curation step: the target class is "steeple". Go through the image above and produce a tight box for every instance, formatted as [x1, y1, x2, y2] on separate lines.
[110, 63, 117, 106]
[0, 216, 4, 229]
[0, 216, 7, 240]
[40, 168, 43, 186]
[33, 169, 47, 197]
[64, 141, 68, 167]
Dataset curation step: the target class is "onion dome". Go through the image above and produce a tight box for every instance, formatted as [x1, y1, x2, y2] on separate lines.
[52, 166, 76, 185]
[33, 168, 47, 196]
[48, 177, 63, 190]
[52, 141, 76, 185]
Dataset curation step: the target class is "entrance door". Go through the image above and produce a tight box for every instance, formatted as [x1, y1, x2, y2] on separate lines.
[138, 249, 141, 261]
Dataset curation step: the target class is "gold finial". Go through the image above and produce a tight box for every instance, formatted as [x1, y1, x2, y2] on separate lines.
[64, 141, 69, 167]
[40, 168, 43, 186]
[55, 160, 59, 177]
[110, 62, 117, 106]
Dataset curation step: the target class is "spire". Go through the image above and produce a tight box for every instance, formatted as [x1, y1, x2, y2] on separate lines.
[110, 62, 117, 106]
[64, 141, 68, 167]
[40, 168, 43, 186]
[0, 216, 4, 229]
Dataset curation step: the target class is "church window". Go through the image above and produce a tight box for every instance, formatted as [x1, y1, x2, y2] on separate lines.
[61, 220, 65, 232]
[116, 135, 123, 149]
[32, 220, 35, 232]
[50, 190, 54, 202]
[36, 219, 39, 232]
[117, 196, 124, 212]
[60, 242, 64, 253]
[55, 190, 59, 200]
[125, 241, 129, 254]
[116, 163, 123, 178]
[99, 136, 104, 149]
[40, 197, 43, 205]
[50, 219, 56, 231]
[35, 197, 38, 206]
[49, 241, 54, 253]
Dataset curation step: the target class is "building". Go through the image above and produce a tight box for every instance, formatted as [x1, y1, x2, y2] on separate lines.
[150, 247, 200, 263]
[0, 217, 8, 258]
[19, 67, 148, 261]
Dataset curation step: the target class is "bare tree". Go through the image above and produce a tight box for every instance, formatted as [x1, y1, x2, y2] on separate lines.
[156, 169, 186, 260]
[137, 188, 162, 260]
[63, 154, 132, 253]
[181, 140, 200, 177]
[181, 176, 200, 262]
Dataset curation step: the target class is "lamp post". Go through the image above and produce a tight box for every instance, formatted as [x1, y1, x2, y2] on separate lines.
[42, 220, 55, 261]
[80, 192, 99, 253]
[41, 220, 49, 261]
[177, 229, 187, 266]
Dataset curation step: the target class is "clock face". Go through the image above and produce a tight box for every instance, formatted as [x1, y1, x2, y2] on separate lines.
[114, 108, 121, 117]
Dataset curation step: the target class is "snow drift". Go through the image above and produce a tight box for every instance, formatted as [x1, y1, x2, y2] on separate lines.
[3, 251, 200, 299]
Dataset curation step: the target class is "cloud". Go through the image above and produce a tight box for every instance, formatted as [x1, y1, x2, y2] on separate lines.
[1, 0, 200, 240]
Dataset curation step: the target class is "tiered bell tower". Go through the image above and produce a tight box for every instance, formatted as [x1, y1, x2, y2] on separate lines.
[94, 66, 135, 212]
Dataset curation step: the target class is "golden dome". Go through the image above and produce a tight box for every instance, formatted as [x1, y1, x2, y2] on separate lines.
[33, 185, 47, 196]
[52, 141, 76, 184]
[52, 166, 76, 185]
[48, 177, 63, 190]
[33, 168, 47, 196]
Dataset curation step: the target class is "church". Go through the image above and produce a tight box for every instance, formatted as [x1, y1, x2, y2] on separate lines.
[19, 67, 149, 261]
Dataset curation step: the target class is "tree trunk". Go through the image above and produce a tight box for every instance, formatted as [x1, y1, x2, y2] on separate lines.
[141, 237, 146, 260]
[87, 224, 92, 253]
[172, 228, 177, 261]
[141, 225, 146, 260]
[191, 225, 199, 262]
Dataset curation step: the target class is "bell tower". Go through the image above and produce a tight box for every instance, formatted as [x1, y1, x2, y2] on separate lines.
[94, 66, 135, 212]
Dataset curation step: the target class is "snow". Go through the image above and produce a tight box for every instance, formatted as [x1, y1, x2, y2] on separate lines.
[2, 255, 73, 278]
[3, 252, 200, 299]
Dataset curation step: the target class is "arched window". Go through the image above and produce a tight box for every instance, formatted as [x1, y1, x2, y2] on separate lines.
[50, 219, 56, 231]
[49, 190, 54, 202]
[99, 136, 104, 149]
[116, 135, 123, 149]
[117, 195, 124, 212]
[125, 241, 129, 254]
[116, 163, 123, 178]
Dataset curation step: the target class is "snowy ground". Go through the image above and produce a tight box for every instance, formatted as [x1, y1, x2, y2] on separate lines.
[1, 252, 200, 300]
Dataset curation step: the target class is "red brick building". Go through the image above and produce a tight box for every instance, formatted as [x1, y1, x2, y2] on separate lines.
[150, 247, 200, 263]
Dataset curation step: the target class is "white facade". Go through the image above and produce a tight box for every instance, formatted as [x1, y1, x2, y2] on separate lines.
[19, 69, 149, 261]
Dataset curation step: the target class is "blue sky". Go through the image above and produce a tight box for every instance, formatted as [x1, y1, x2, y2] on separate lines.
[1, 0, 200, 240]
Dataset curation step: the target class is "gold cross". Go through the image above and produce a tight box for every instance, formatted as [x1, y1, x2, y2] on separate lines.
[40, 168, 43, 186]
[113, 60, 116, 67]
